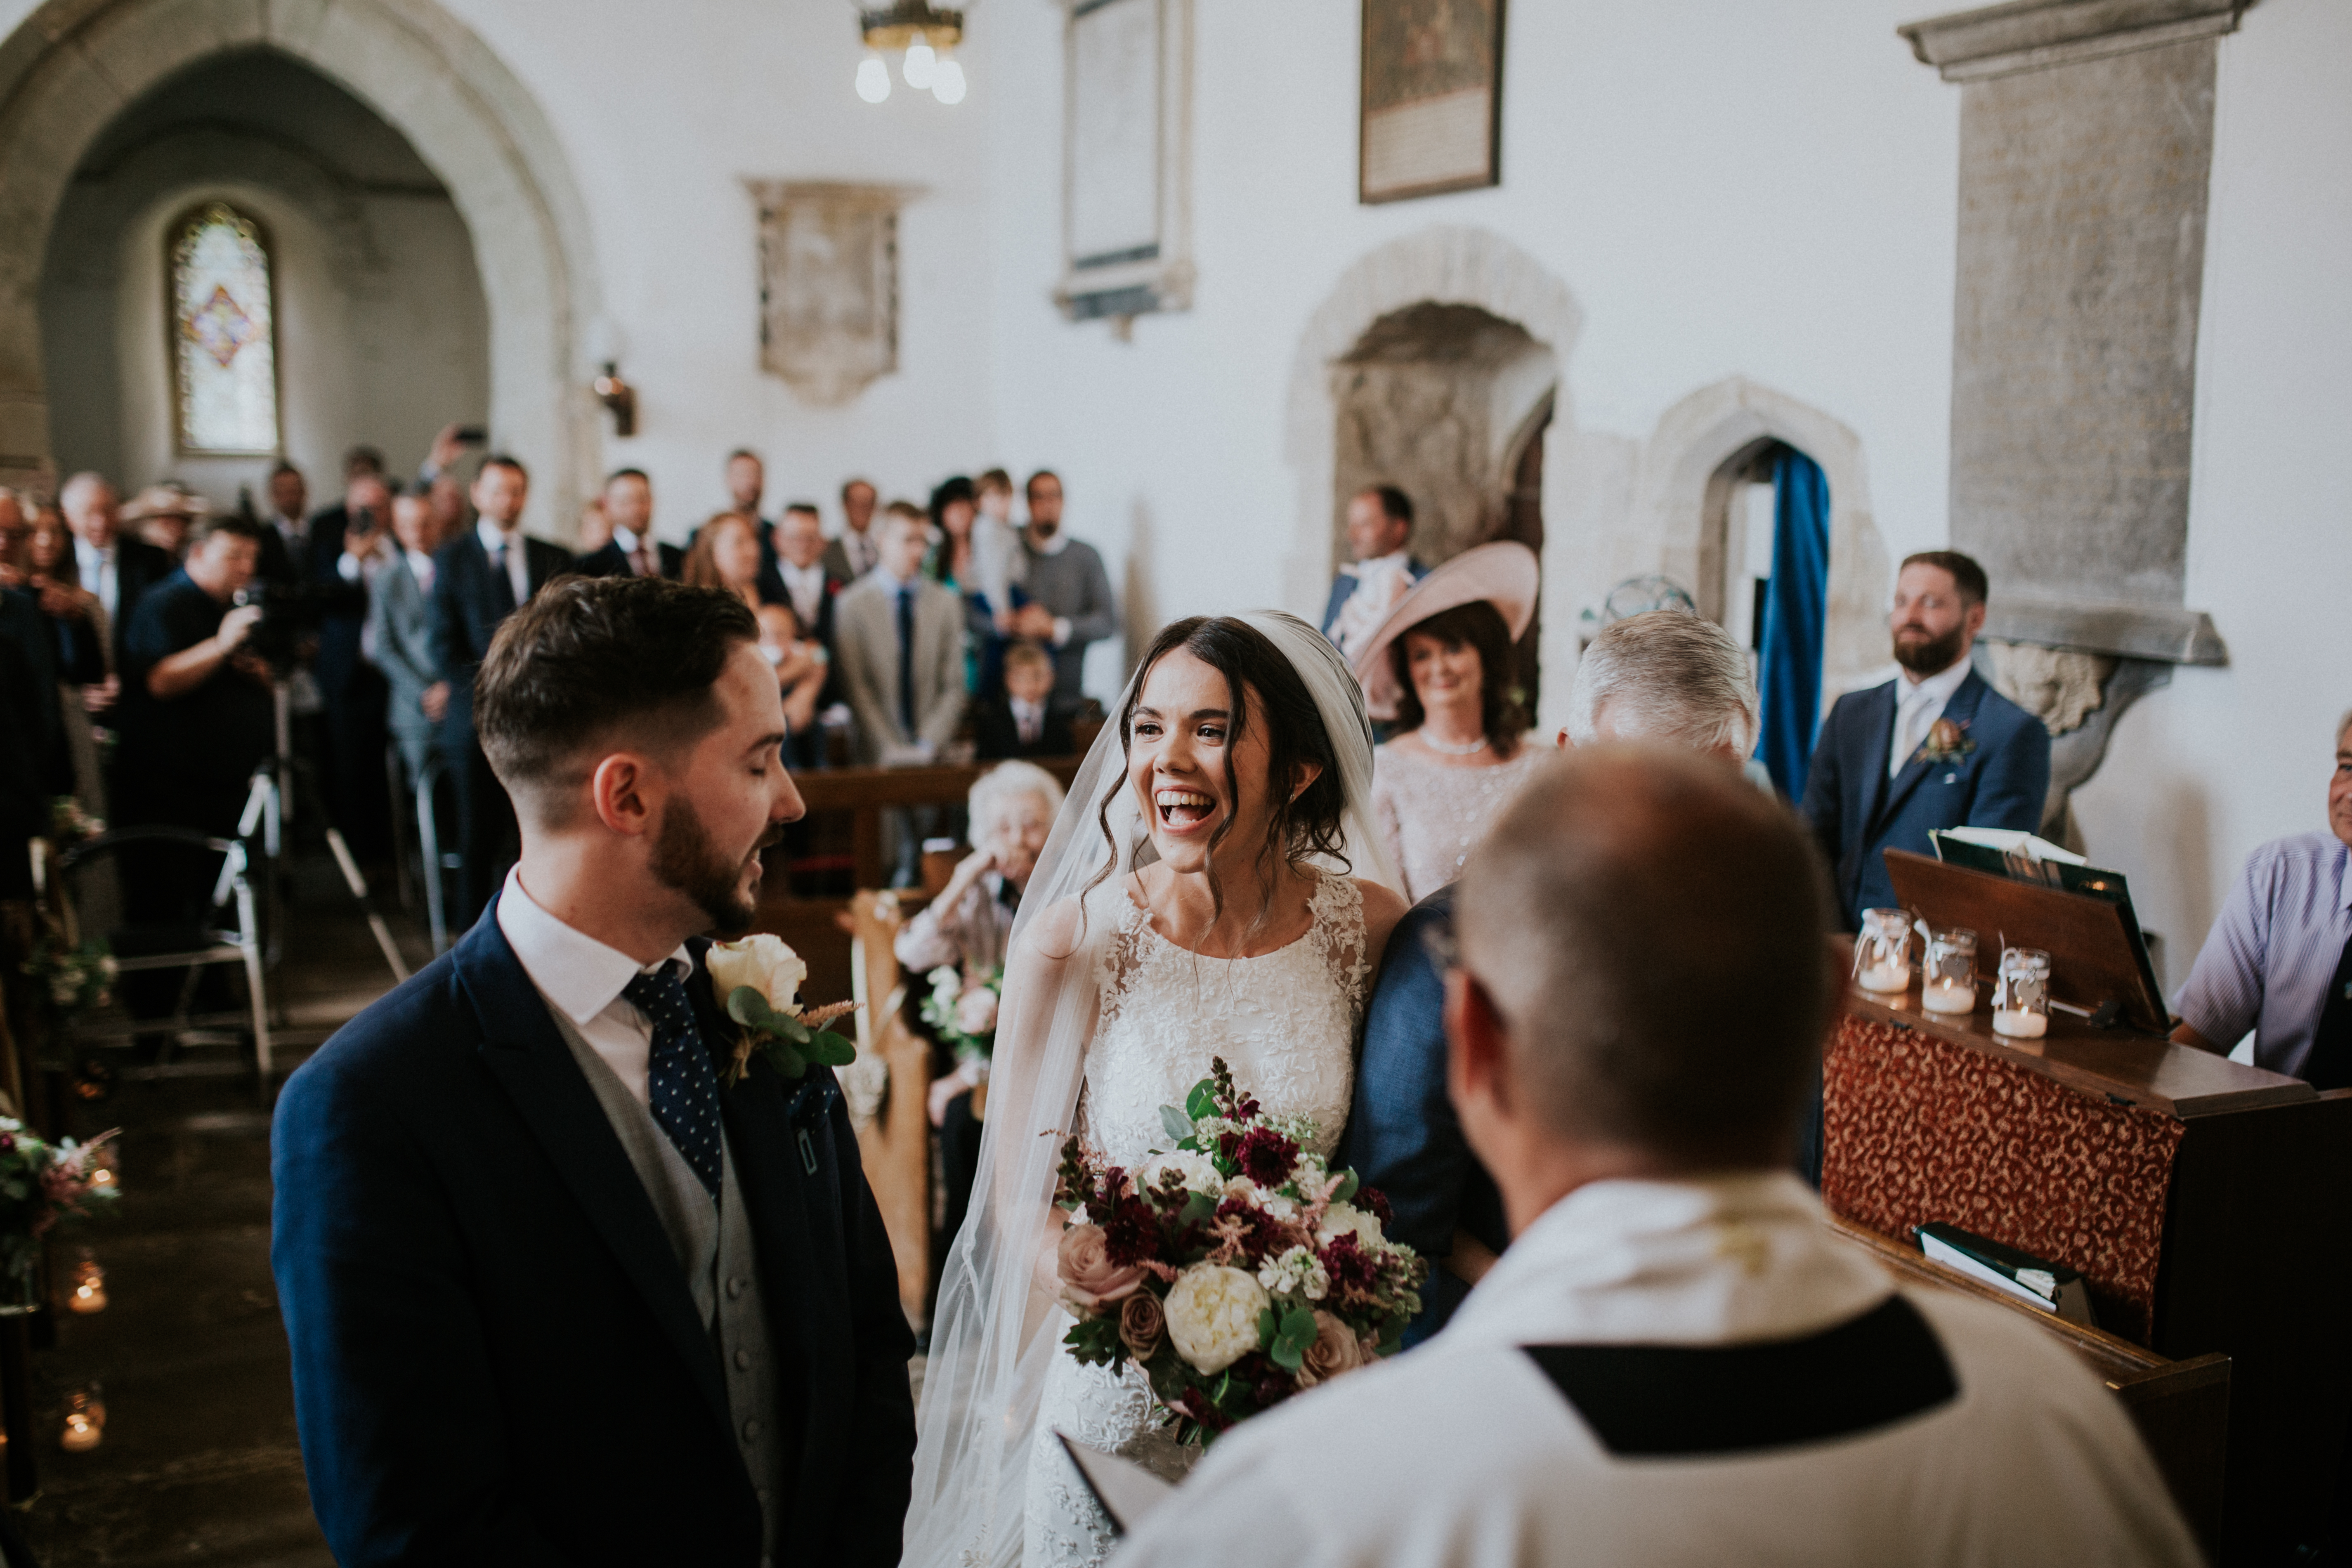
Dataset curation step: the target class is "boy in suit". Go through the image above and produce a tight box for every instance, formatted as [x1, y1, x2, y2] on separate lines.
[972, 640, 1076, 759]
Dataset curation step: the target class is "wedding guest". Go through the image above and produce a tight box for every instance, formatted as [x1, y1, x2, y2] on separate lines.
[0, 497, 69, 803]
[754, 602, 826, 746]
[575, 469, 683, 580]
[274, 575, 916, 1567]
[121, 481, 207, 561]
[1321, 484, 1426, 661]
[576, 495, 614, 556]
[315, 470, 398, 857]
[928, 476, 999, 690]
[774, 503, 844, 653]
[973, 641, 1077, 760]
[824, 477, 882, 582]
[1005, 471, 1116, 704]
[429, 455, 573, 929]
[1354, 543, 1544, 903]
[894, 759, 1064, 1248]
[21, 500, 109, 810]
[2169, 709, 2352, 1084]
[726, 448, 770, 545]
[1800, 550, 2049, 929]
[1125, 749, 2201, 1568]
[1343, 604, 1762, 1345]
[835, 504, 967, 768]
[682, 512, 772, 614]
[974, 467, 1025, 631]
[116, 514, 273, 838]
[366, 493, 446, 786]
[63, 472, 174, 679]
[256, 461, 312, 586]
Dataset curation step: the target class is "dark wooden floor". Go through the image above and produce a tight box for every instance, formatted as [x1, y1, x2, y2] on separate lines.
[19, 857, 428, 1567]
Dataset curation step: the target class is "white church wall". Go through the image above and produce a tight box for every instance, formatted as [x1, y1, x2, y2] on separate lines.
[2069, 0, 2352, 975]
[982, 0, 1962, 708]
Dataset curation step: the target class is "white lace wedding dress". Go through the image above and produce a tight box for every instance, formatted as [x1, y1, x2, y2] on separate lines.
[1022, 871, 1374, 1566]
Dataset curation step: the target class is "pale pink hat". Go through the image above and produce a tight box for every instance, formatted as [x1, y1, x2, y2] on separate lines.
[1349, 540, 1540, 720]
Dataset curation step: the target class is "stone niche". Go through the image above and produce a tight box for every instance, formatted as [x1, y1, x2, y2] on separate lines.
[1901, 0, 2243, 831]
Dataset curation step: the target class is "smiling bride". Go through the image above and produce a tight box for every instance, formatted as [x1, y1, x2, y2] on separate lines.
[902, 612, 1406, 1568]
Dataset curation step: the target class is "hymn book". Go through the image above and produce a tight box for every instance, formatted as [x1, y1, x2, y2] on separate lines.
[1915, 1222, 2098, 1328]
[1927, 828, 2166, 1018]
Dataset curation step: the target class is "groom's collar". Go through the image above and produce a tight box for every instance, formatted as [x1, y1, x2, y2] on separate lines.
[496, 866, 692, 1031]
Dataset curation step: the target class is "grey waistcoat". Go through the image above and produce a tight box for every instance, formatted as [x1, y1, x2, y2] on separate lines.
[556, 1018, 785, 1565]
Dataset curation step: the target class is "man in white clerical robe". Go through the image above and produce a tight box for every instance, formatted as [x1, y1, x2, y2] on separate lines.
[1118, 747, 2200, 1568]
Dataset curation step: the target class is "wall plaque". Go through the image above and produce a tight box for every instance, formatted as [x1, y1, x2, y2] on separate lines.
[749, 181, 920, 406]
[1360, 0, 1504, 204]
[1056, 0, 1194, 326]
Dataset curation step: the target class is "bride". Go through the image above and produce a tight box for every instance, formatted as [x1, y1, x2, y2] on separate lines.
[904, 612, 1406, 1568]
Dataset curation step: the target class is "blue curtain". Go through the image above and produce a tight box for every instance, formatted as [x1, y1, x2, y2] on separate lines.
[1754, 447, 1830, 800]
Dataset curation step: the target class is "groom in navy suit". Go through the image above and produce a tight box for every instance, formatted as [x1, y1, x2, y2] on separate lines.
[273, 575, 914, 1566]
[1799, 550, 2050, 930]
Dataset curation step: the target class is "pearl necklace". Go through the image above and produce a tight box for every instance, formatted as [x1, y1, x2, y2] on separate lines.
[1419, 730, 1490, 757]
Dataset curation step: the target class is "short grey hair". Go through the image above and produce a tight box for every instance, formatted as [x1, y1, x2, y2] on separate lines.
[1563, 609, 1760, 756]
[968, 759, 1065, 841]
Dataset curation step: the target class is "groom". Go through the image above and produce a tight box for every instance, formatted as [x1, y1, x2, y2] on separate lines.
[272, 576, 915, 1566]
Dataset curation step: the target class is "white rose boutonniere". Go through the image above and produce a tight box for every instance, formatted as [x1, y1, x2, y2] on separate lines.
[706, 933, 858, 1085]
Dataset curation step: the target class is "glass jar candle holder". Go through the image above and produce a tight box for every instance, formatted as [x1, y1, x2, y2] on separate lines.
[1993, 948, 2052, 1039]
[1853, 908, 1912, 994]
[66, 1249, 107, 1315]
[1920, 928, 1979, 1015]
[60, 1385, 104, 1453]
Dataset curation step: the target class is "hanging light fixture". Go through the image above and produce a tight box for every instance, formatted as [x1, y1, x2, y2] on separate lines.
[856, 2, 969, 105]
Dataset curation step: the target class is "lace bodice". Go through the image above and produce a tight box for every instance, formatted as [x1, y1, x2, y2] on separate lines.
[1370, 737, 1547, 903]
[1026, 872, 1374, 1567]
[1077, 873, 1372, 1167]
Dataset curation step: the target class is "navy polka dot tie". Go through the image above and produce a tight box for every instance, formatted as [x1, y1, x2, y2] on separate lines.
[624, 967, 723, 1200]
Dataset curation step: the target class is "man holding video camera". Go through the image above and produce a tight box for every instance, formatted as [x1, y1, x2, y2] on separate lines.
[117, 513, 276, 843]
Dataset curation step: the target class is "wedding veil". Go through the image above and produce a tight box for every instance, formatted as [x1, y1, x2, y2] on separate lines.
[901, 611, 1399, 1567]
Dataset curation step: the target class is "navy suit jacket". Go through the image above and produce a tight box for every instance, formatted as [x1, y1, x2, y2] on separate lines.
[427, 531, 574, 742]
[1799, 667, 2051, 928]
[271, 907, 916, 1567]
[1335, 888, 1506, 1347]
[571, 538, 685, 582]
[1319, 558, 1428, 642]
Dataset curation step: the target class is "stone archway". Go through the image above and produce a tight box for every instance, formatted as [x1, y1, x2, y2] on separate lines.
[1634, 376, 1891, 703]
[0, 0, 602, 532]
[1284, 225, 1582, 719]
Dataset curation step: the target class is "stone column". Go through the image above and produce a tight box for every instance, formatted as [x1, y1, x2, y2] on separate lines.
[1900, 0, 2239, 831]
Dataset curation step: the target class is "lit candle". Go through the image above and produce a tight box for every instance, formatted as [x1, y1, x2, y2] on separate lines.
[60, 1413, 100, 1453]
[1992, 1008, 2050, 1039]
[1922, 978, 1978, 1014]
[68, 1261, 107, 1315]
[1856, 961, 1909, 994]
[87, 1166, 115, 1191]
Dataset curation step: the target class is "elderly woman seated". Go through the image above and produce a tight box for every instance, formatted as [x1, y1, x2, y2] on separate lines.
[894, 760, 1064, 1241]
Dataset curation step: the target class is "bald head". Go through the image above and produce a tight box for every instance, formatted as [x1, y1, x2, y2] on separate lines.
[1455, 746, 1833, 1171]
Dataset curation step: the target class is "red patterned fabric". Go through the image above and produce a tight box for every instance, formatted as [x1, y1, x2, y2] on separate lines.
[1822, 1013, 2184, 1344]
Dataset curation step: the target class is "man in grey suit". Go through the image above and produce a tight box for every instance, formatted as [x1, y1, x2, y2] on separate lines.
[834, 502, 967, 766]
[821, 477, 882, 585]
[835, 503, 968, 884]
[365, 492, 447, 784]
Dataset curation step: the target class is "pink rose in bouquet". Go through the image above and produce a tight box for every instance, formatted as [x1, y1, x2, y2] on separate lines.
[1057, 1223, 1146, 1311]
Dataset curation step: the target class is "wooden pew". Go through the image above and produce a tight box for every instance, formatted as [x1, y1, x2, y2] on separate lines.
[835, 889, 940, 1329]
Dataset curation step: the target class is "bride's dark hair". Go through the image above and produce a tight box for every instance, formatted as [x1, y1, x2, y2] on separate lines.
[1090, 616, 1355, 928]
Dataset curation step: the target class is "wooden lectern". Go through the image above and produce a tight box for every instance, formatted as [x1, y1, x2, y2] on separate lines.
[1821, 851, 2352, 1564]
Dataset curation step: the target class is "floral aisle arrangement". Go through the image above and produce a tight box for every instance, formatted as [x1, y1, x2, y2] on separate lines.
[21, 921, 116, 1024]
[0, 1119, 120, 1310]
[1052, 1058, 1427, 1444]
[47, 797, 105, 848]
[919, 963, 1001, 1068]
[705, 934, 857, 1084]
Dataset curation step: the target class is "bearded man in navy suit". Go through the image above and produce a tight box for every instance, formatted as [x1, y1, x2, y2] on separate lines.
[273, 575, 915, 1566]
[1799, 550, 2050, 931]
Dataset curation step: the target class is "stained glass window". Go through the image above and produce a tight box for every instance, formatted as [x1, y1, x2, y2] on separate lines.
[171, 202, 279, 454]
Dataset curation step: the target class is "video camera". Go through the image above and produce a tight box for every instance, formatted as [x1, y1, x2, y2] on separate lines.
[230, 580, 334, 673]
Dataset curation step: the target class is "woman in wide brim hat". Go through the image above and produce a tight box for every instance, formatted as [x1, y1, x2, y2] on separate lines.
[1349, 540, 1544, 902]
[120, 483, 210, 560]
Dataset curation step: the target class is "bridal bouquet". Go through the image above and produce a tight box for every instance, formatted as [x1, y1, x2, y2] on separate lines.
[919, 963, 1000, 1067]
[1051, 1058, 1427, 1445]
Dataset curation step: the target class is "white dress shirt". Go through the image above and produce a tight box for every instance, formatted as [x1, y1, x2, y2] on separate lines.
[1888, 655, 1973, 777]
[1332, 548, 1415, 659]
[73, 537, 119, 623]
[476, 517, 531, 606]
[781, 560, 829, 630]
[495, 867, 692, 1106]
[1120, 1174, 2199, 1568]
[1010, 696, 1046, 747]
[404, 546, 436, 597]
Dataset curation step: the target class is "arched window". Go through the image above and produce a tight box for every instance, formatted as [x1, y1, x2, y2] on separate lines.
[169, 201, 279, 454]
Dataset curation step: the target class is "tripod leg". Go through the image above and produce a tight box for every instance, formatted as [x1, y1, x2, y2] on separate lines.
[324, 828, 410, 984]
[236, 871, 272, 1099]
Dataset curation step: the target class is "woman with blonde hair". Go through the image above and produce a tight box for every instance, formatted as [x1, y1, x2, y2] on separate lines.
[680, 510, 770, 613]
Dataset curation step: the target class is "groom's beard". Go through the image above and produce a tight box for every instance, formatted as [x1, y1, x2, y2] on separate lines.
[652, 796, 765, 937]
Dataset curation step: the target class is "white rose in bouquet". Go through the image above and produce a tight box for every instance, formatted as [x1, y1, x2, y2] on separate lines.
[953, 985, 999, 1037]
[1163, 1263, 1270, 1375]
[1139, 1150, 1225, 1199]
[707, 934, 807, 1012]
[1315, 1202, 1384, 1249]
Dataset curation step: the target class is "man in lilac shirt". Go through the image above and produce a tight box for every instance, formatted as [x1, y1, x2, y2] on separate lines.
[2170, 710, 2352, 1084]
